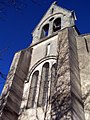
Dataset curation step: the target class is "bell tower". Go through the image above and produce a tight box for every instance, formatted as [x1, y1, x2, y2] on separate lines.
[32, 1, 75, 45]
[0, 2, 86, 120]
[18, 2, 84, 120]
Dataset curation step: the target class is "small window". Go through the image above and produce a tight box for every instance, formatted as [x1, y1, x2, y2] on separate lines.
[46, 44, 50, 56]
[53, 18, 61, 32]
[51, 8, 54, 14]
[40, 24, 49, 39]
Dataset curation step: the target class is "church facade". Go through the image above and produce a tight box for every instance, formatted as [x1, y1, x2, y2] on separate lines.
[0, 2, 90, 120]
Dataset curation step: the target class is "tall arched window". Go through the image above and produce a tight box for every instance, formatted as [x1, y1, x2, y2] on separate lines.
[50, 63, 57, 102]
[53, 18, 61, 32]
[27, 71, 39, 108]
[40, 24, 49, 39]
[38, 62, 49, 106]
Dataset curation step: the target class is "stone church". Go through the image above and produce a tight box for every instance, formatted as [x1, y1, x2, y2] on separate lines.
[0, 1, 90, 120]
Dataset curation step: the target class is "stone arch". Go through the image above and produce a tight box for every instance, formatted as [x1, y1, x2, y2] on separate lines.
[40, 24, 49, 39]
[27, 70, 39, 108]
[53, 17, 61, 32]
[50, 63, 57, 102]
[38, 62, 49, 107]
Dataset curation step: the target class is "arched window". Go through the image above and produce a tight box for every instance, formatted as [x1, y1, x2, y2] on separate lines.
[38, 62, 49, 106]
[53, 18, 61, 32]
[50, 63, 57, 101]
[40, 24, 49, 39]
[27, 71, 39, 108]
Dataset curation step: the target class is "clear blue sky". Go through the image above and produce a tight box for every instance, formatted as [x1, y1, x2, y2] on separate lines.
[0, 0, 90, 93]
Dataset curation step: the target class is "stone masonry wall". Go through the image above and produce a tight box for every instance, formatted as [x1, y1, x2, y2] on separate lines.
[76, 35, 90, 120]
[51, 28, 72, 120]
[68, 27, 85, 120]
[51, 27, 85, 120]
[0, 27, 88, 120]
[0, 48, 32, 120]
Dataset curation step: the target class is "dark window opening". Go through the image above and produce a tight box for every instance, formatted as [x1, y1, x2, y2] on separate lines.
[51, 8, 54, 14]
[27, 71, 39, 108]
[53, 18, 61, 32]
[50, 63, 57, 102]
[38, 62, 49, 107]
[40, 24, 49, 39]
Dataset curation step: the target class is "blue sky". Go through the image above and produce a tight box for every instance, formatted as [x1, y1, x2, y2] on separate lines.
[0, 0, 90, 93]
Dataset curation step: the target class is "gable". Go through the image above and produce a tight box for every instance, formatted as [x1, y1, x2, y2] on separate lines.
[32, 2, 71, 34]
[32, 2, 76, 45]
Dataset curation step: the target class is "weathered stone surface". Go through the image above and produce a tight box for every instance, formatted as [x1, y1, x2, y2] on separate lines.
[50, 28, 84, 120]
[51, 28, 71, 119]
[19, 107, 45, 120]
[68, 27, 85, 120]
[76, 35, 90, 120]
[0, 49, 32, 120]
[0, 27, 87, 120]
[32, 2, 75, 45]
[0, 2, 90, 120]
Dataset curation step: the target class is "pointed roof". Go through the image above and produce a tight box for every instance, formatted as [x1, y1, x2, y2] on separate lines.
[32, 1, 72, 34]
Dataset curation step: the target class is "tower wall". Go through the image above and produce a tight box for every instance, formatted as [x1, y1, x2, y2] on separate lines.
[76, 34, 90, 120]
[51, 27, 85, 120]
[30, 34, 58, 69]
[0, 49, 32, 120]
[18, 34, 58, 120]
[68, 28, 85, 120]
[0, 27, 87, 120]
[17, 27, 85, 120]
[0, 2, 89, 120]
